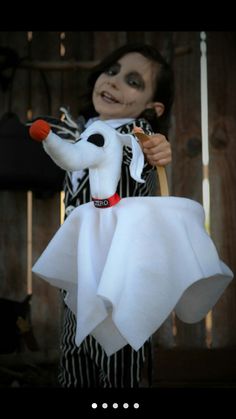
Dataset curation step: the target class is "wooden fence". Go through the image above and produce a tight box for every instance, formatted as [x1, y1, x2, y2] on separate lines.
[0, 31, 235, 386]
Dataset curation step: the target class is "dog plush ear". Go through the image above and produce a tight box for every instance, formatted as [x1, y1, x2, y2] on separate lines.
[119, 133, 145, 184]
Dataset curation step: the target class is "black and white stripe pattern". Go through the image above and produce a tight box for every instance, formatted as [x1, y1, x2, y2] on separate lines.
[58, 118, 156, 388]
[58, 304, 151, 388]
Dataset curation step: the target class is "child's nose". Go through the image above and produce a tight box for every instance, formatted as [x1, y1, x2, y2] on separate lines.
[107, 74, 121, 89]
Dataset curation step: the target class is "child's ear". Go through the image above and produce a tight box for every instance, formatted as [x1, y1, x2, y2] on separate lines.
[146, 102, 165, 117]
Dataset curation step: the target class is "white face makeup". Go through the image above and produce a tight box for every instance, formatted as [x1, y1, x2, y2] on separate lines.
[92, 52, 159, 120]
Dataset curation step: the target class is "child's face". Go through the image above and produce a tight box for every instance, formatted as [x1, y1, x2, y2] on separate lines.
[92, 52, 158, 120]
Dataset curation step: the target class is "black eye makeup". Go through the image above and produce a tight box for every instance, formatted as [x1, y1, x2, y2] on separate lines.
[126, 72, 144, 90]
[103, 62, 145, 90]
[104, 62, 121, 76]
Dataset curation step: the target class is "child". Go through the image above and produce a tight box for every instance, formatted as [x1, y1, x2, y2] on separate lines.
[31, 43, 174, 388]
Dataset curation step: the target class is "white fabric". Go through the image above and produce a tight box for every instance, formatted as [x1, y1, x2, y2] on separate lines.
[69, 118, 135, 192]
[33, 120, 234, 356]
[43, 120, 144, 197]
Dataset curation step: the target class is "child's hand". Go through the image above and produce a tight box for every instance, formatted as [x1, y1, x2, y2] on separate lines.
[29, 119, 51, 142]
[142, 134, 172, 167]
[133, 127, 172, 167]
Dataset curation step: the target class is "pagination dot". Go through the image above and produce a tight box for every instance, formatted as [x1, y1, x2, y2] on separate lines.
[134, 402, 140, 409]
[102, 403, 108, 409]
[113, 403, 118, 409]
[91, 403, 97, 409]
[123, 403, 129, 409]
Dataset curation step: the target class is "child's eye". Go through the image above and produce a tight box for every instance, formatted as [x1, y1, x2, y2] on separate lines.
[104, 64, 119, 76]
[128, 78, 141, 87]
[127, 75, 144, 89]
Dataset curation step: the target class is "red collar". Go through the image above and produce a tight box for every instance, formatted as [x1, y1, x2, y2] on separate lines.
[92, 193, 121, 208]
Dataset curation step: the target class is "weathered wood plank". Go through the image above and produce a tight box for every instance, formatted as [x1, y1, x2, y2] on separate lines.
[0, 31, 29, 120]
[31, 194, 61, 350]
[207, 32, 236, 346]
[153, 347, 236, 384]
[172, 31, 206, 347]
[29, 32, 63, 351]
[153, 315, 175, 348]
[0, 191, 27, 299]
[30, 31, 62, 117]
[61, 31, 94, 117]
[93, 31, 127, 59]
[0, 32, 29, 301]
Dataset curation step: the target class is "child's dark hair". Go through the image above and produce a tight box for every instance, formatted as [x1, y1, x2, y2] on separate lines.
[79, 43, 175, 136]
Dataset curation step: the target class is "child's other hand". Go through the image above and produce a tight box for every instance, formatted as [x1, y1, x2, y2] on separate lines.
[142, 134, 172, 167]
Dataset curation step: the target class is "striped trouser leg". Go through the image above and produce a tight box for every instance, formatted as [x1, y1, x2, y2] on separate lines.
[58, 305, 101, 388]
[94, 338, 151, 388]
[58, 306, 152, 388]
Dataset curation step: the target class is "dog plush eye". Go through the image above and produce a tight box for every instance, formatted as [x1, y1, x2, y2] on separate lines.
[87, 134, 105, 147]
